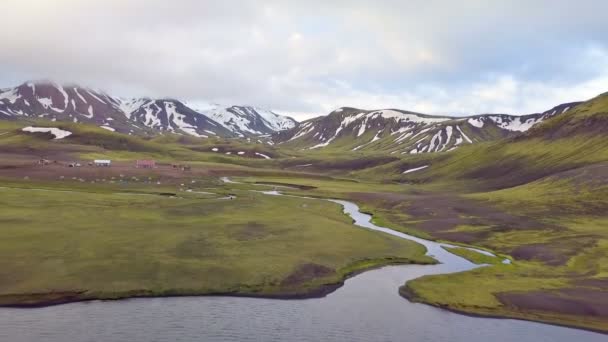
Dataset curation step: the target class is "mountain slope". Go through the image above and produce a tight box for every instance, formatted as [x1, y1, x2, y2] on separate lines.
[347, 93, 607, 190]
[195, 104, 296, 137]
[0, 81, 295, 138]
[274, 103, 580, 154]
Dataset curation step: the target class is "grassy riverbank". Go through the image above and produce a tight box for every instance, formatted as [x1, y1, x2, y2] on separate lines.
[0, 182, 433, 307]
[230, 173, 608, 333]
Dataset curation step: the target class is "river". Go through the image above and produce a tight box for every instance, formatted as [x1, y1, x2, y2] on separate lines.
[0, 194, 604, 341]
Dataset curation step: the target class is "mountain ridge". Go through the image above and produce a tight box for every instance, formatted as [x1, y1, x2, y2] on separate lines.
[0, 81, 297, 138]
[273, 102, 582, 154]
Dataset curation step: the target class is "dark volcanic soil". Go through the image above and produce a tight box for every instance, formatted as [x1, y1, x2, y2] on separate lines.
[348, 191, 552, 243]
[496, 289, 608, 317]
[281, 263, 336, 287]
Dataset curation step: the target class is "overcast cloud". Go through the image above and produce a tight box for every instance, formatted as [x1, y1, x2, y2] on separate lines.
[2, 0, 608, 120]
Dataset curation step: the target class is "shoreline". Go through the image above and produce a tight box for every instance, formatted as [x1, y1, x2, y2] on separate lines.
[399, 284, 608, 335]
[0, 257, 435, 309]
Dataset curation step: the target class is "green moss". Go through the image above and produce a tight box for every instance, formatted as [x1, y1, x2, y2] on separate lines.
[443, 246, 502, 265]
[0, 183, 431, 306]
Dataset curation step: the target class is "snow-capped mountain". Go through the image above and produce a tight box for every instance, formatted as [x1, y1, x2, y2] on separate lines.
[192, 103, 296, 137]
[0, 81, 295, 138]
[273, 103, 581, 154]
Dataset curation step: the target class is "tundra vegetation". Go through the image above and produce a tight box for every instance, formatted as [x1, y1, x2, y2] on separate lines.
[0, 93, 607, 332]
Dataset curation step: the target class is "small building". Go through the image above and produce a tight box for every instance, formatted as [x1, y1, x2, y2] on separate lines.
[136, 160, 156, 168]
[94, 159, 111, 167]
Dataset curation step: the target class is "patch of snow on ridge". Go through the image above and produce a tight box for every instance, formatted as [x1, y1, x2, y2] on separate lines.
[22, 126, 72, 139]
[74, 88, 87, 104]
[468, 117, 484, 128]
[395, 132, 413, 143]
[54, 83, 69, 111]
[490, 116, 540, 132]
[371, 130, 383, 143]
[357, 118, 368, 137]
[444, 126, 453, 146]
[367, 110, 449, 124]
[83, 105, 94, 119]
[38, 97, 53, 109]
[118, 98, 147, 119]
[204, 106, 259, 135]
[403, 165, 429, 174]
[309, 140, 333, 149]
[86, 89, 107, 104]
[254, 107, 296, 131]
[0, 88, 20, 104]
[165, 102, 207, 138]
[456, 126, 473, 143]
[255, 152, 272, 159]
[562, 106, 570, 113]
[352, 130, 383, 151]
[100, 126, 115, 132]
[340, 112, 366, 128]
[288, 122, 315, 141]
[142, 101, 162, 128]
[409, 127, 431, 140]
[428, 131, 442, 152]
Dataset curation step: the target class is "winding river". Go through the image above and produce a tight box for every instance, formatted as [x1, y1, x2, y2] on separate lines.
[0, 192, 604, 341]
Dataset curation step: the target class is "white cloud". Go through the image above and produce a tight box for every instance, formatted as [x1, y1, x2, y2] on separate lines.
[1, 0, 608, 120]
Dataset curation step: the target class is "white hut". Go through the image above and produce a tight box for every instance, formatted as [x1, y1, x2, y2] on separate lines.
[94, 160, 112, 167]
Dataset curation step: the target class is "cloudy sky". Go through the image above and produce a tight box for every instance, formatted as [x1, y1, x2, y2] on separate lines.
[2, 0, 608, 120]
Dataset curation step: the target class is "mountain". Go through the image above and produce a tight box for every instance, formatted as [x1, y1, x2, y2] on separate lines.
[273, 102, 580, 154]
[192, 103, 296, 137]
[0, 81, 295, 138]
[344, 92, 606, 190]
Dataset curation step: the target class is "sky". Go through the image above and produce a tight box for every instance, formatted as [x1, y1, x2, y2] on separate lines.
[2, 0, 608, 120]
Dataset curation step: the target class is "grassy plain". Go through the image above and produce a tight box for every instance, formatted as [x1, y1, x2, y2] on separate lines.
[0, 181, 432, 307]
[2, 99, 608, 333]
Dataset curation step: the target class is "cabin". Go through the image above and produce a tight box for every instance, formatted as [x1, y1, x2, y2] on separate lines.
[136, 160, 156, 168]
[94, 160, 111, 167]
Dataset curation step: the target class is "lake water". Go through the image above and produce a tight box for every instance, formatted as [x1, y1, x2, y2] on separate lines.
[0, 197, 604, 341]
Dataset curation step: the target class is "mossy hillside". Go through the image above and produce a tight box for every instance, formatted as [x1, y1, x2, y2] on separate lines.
[401, 176, 608, 333]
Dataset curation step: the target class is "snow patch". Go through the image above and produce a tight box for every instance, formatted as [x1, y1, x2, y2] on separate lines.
[468, 118, 484, 128]
[86, 89, 106, 104]
[37, 97, 53, 109]
[456, 126, 473, 143]
[54, 83, 69, 110]
[0, 88, 20, 104]
[402, 165, 429, 174]
[489, 116, 540, 132]
[255, 152, 272, 159]
[372, 110, 450, 124]
[74, 88, 87, 103]
[100, 126, 115, 132]
[22, 126, 72, 139]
